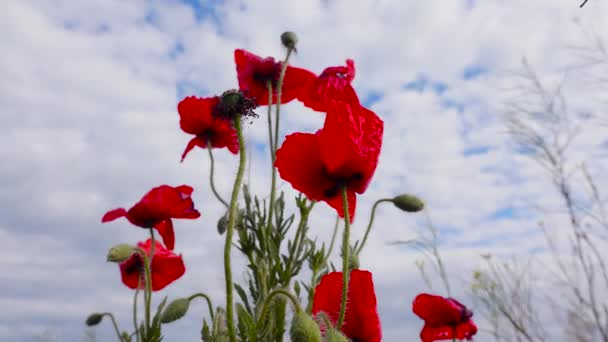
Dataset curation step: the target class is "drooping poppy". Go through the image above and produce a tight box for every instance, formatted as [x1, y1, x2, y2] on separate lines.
[178, 91, 257, 161]
[102, 185, 200, 250]
[412, 293, 478, 341]
[234, 49, 315, 105]
[312, 270, 382, 342]
[119, 239, 185, 291]
[274, 101, 383, 219]
[298, 59, 360, 112]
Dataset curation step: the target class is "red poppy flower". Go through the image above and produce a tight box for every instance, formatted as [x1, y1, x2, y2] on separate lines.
[274, 101, 383, 219]
[119, 239, 185, 291]
[298, 59, 360, 112]
[234, 49, 315, 105]
[178, 95, 239, 161]
[102, 185, 200, 250]
[413, 294, 478, 341]
[312, 270, 382, 342]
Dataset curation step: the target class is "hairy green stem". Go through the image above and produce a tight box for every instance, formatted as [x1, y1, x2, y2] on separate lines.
[257, 289, 303, 327]
[133, 287, 140, 342]
[224, 115, 246, 342]
[266, 47, 294, 244]
[207, 139, 229, 208]
[356, 199, 391, 255]
[337, 186, 351, 329]
[137, 249, 152, 333]
[188, 293, 215, 322]
[101, 313, 123, 342]
[145, 228, 155, 332]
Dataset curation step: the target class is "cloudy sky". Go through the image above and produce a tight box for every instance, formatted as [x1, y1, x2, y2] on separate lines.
[2, 0, 608, 341]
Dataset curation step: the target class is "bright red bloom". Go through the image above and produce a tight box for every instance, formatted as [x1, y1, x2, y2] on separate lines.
[312, 270, 382, 342]
[413, 294, 478, 342]
[274, 101, 383, 219]
[234, 49, 315, 105]
[178, 96, 239, 161]
[102, 185, 200, 250]
[119, 239, 185, 291]
[298, 59, 360, 112]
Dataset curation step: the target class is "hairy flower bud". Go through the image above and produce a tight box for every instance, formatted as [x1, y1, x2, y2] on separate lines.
[106, 244, 135, 263]
[85, 313, 104, 326]
[217, 212, 228, 235]
[290, 310, 322, 342]
[160, 298, 190, 324]
[281, 31, 298, 50]
[392, 194, 424, 212]
[324, 328, 349, 342]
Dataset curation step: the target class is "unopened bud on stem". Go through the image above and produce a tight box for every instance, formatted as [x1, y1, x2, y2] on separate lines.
[85, 313, 104, 326]
[281, 31, 298, 50]
[290, 310, 322, 342]
[392, 194, 424, 212]
[106, 244, 136, 263]
[160, 298, 190, 324]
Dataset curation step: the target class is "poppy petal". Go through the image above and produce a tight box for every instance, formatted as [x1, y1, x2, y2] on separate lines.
[102, 208, 127, 223]
[181, 136, 208, 162]
[154, 219, 175, 250]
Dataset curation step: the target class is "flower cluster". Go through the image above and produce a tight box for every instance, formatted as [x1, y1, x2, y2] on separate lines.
[88, 32, 478, 342]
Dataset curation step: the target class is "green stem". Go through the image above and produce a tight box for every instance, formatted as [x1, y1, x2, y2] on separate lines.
[133, 287, 140, 342]
[257, 289, 303, 327]
[306, 266, 319, 314]
[266, 47, 294, 244]
[224, 115, 246, 342]
[325, 215, 340, 261]
[273, 47, 294, 153]
[145, 228, 155, 332]
[356, 199, 391, 255]
[138, 251, 152, 333]
[188, 293, 215, 322]
[101, 313, 123, 342]
[337, 186, 351, 330]
[207, 138, 229, 208]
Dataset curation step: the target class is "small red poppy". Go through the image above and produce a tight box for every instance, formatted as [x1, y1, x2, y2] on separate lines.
[102, 185, 200, 250]
[234, 49, 315, 105]
[312, 270, 382, 342]
[119, 239, 185, 291]
[298, 59, 360, 112]
[178, 96, 239, 161]
[413, 293, 478, 341]
[274, 101, 383, 219]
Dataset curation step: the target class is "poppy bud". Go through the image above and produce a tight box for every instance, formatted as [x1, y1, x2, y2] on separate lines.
[290, 310, 322, 342]
[160, 298, 190, 324]
[281, 31, 298, 50]
[324, 328, 349, 342]
[392, 194, 424, 212]
[106, 244, 136, 263]
[217, 212, 228, 235]
[85, 313, 104, 326]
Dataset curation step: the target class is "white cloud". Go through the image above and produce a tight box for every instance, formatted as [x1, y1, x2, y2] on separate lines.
[1, 0, 607, 340]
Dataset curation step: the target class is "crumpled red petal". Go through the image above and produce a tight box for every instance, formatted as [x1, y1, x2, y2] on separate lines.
[154, 219, 175, 251]
[102, 208, 127, 222]
[298, 59, 360, 112]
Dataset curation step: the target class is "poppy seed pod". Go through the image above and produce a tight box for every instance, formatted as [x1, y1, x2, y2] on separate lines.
[325, 328, 349, 342]
[106, 244, 135, 263]
[160, 298, 190, 324]
[392, 194, 424, 212]
[85, 313, 104, 326]
[290, 310, 322, 342]
[281, 31, 298, 50]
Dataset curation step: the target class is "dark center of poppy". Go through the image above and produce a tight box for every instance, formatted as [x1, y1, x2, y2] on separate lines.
[213, 90, 259, 121]
[253, 59, 282, 87]
[124, 255, 144, 275]
[323, 173, 363, 199]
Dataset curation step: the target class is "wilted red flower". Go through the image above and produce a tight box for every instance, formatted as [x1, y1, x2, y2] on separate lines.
[275, 101, 383, 219]
[119, 239, 185, 291]
[102, 185, 200, 250]
[312, 270, 382, 342]
[413, 293, 478, 342]
[235, 49, 315, 105]
[298, 59, 360, 112]
[178, 94, 252, 161]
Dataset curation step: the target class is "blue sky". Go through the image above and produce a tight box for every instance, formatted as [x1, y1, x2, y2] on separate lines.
[1, 0, 608, 341]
